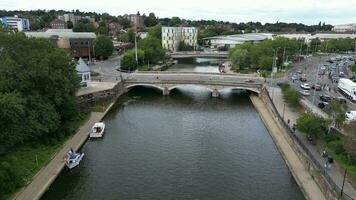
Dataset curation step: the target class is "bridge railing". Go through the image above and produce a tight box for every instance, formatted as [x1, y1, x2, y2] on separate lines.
[132, 71, 261, 77]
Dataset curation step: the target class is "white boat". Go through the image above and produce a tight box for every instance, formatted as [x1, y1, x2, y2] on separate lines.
[65, 149, 84, 169]
[90, 122, 105, 138]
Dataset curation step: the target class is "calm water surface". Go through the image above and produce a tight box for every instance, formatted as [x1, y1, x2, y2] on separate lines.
[42, 59, 304, 200]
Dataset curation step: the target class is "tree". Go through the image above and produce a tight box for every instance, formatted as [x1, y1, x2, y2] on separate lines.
[138, 36, 165, 64]
[229, 48, 250, 71]
[93, 35, 114, 59]
[73, 20, 95, 32]
[296, 113, 329, 139]
[67, 21, 73, 29]
[0, 32, 79, 152]
[324, 100, 347, 129]
[144, 13, 158, 27]
[148, 25, 162, 40]
[280, 84, 301, 108]
[127, 28, 136, 43]
[121, 49, 145, 71]
[0, 162, 22, 198]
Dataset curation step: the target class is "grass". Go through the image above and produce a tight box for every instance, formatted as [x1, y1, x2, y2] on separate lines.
[91, 103, 111, 112]
[0, 113, 90, 200]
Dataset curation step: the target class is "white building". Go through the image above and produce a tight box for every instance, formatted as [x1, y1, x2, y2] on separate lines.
[76, 58, 91, 86]
[203, 33, 274, 49]
[0, 15, 30, 31]
[332, 24, 356, 33]
[162, 27, 198, 51]
[277, 33, 356, 43]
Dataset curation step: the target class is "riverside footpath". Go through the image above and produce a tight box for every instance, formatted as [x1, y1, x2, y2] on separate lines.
[14, 106, 113, 200]
[250, 95, 325, 200]
[270, 86, 356, 199]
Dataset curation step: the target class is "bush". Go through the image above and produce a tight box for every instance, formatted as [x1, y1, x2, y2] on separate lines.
[328, 140, 346, 155]
[0, 162, 22, 198]
[280, 84, 301, 108]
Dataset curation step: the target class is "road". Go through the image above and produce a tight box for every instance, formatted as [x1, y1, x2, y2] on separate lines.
[286, 54, 356, 110]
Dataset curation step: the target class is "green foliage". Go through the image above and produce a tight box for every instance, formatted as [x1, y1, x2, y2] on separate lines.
[0, 162, 22, 198]
[144, 13, 158, 27]
[138, 36, 165, 64]
[148, 25, 162, 40]
[329, 140, 346, 155]
[178, 41, 194, 51]
[280, 84, 301, 108]
[296, 113, 329, 139]
[0, 32, 80, 197]
[73, 20, 95, 32]
[228, 37, 302, 71]
[127, 29, 136, 43]
[121, 49, 145, 71]
[324, 100, 347, 128]
[93, 35, 114, 59]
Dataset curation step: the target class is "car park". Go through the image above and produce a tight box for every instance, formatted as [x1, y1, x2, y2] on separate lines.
[300, 83, 311, 90]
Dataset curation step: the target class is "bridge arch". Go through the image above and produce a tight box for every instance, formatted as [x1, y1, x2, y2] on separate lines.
[168, 85, 214, 93]
[218, 87, 261, 94]
[126, 84, 164, 92]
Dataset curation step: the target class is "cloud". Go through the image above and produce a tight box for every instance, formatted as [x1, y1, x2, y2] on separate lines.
[1, 0, 355, 25]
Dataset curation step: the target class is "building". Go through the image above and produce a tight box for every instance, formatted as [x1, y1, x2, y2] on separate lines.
[332, 24, 356, 33]
[24, 29, 96, 58]
[76, 58, 91, 86]
[203, 33, 274, 49]
[50, 19, 67, 29]
[161, 27, 198, 51]
[59, 14, 82, 25]
[124, 14, 144, 30]
[0, 15, 30, 31]
[108, 22, 123, 36]
[277, 33, 356, 43]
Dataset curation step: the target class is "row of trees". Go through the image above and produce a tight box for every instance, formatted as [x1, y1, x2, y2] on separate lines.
[228, 37, 303, 72]
[0, 30, 80, 198]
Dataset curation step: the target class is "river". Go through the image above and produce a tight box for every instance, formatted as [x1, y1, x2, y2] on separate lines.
[41, 58, 304, 200]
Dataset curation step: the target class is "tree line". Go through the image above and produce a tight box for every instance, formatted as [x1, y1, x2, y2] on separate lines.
[0, 29, 81, 198]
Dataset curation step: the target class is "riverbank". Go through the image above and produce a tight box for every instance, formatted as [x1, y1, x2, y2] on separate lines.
[250, 94, 326, 200]
[13, 104, 114, 200]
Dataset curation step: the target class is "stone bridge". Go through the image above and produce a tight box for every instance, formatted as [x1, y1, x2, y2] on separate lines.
[124, 72, 264, 97]
[167, 51, 228, 59]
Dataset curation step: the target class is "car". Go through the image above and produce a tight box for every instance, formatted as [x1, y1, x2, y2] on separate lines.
[318, 102, 328, 109]
[300, 83, 311, 90]
[244, 79, 255, 83]
[320, 66, 326, 70]
[297, 69, 302, 74]
[291, 75, 298, 81]
[319, 94, 332, 102]
[339, 72, 345, 77]
[300, 90, 311, 96]
[312, 84, 322, 91]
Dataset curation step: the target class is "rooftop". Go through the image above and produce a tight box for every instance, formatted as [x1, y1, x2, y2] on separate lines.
[76, 58, 90, 73]
[25, 29, 96, 39]
[203, 33, 274, 42]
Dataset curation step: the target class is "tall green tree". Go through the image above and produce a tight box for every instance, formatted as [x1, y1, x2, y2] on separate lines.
[138, 36, 165, 64]
[93, 35, 114, 59]
[296, 113, 329, 139]
[121, 49, 145, 71]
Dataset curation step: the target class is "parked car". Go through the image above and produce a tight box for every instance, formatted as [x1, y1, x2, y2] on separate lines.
[244, 79, 255, 83]
[297, 69, 302, 74]
[339, 72, 345, 77]
[336, 96, 347, 104]
[300, 83, 311, 90]
[300, 90, 311, 96]
[311, 84, 322, 91]
[291, 75, 298, 81]
[319, 94, 332, 102]
[318, 102, 328, 109]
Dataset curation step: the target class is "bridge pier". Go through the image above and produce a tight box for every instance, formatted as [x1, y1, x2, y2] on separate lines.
[212, 89, 219, 98]
[163, 87, 170, 96]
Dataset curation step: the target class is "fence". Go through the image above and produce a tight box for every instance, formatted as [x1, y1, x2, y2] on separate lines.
[262, 87, 354, 200]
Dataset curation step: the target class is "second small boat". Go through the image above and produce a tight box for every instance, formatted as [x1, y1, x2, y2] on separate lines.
[90, 122, 105, 138]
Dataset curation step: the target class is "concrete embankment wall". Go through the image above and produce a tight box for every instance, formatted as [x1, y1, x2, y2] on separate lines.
[249, 94, 326, 200]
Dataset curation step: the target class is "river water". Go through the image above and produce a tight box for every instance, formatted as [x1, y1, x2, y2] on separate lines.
[42, 58, 304, 200]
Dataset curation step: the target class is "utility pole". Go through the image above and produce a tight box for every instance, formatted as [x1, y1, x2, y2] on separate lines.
[312, 57, 321, 105]
[135, 32, 138, 69]
[341, 168, 347, 197]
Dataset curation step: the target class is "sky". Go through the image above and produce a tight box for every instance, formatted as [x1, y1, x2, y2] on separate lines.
[1, 0, 356, 25]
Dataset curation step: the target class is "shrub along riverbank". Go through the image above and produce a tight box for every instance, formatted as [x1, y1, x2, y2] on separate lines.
[0, 29, 84, 199]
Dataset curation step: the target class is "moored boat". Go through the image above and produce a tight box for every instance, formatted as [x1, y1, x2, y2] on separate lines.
[89, 122, 105, 138]
[65, 149, 84, 169]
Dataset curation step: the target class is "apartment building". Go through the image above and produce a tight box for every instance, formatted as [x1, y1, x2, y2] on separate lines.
[50, 19, 67, 29]
[161, 27, 198, 51]
[0, 15, 30, 31]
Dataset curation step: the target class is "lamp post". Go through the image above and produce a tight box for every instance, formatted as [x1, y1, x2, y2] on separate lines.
[341, 168, 347, 197]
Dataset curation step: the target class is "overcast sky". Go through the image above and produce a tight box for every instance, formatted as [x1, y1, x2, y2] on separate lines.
[1, 0, 355, 25]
